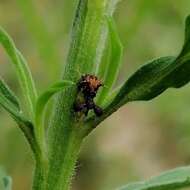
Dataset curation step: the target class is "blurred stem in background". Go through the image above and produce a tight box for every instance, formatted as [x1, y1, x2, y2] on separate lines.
[125, 0, 151, 45]
[16, 0, 61, 81]
[51, 1, 75, 41]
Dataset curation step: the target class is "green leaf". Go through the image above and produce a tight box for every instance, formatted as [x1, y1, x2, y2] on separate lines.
[0, 77, 31, 124]
[84, 15, 190, 136]
[118, 166, 190, 190]
[0, 89, 37, 155]
[0, 77, 22, 120]
[0, 26, 37, 118]
[0, 77, 20, 110]
[0, 167, 12, 190]
[35, 80, 74, 143]
[0, 78, 36, 155]
[97, 16, 123, 104]
[180, 15, 190, 57]
[113, 56, 176, 103]
[108, 15, 190, 109]
[86, 53, 189, 131]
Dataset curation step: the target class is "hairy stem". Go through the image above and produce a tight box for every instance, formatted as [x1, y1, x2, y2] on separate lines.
[32, 158, 48, 190]
[46, 121, 83, 190]
[31, 0, 121, 189]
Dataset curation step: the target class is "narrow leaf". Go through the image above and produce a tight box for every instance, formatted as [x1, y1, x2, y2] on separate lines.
[84, 15, 190, 136]
[0, 91, 37, 156]
[0, 77, 22, 120]
[0, 78, 36, 154]
[0, 26, 37, 117]
[0, 77, 20, 110]
[97, 16, 123, 104]
[95, 0, 122, 77]
[118, 166, 190, 190]
[35, 80, 74, 141]
[86, 54, 190, 132]
[109, 15, 190, 112]
[180, 15, 190, 56]
[113, 56, 176, 104]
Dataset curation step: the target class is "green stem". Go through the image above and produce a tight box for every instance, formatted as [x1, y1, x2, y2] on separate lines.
[32, 159, 48, 190]
[31, 1, 121, 189]
[31, 134, 49, 190]
[46, 125, 83, 190]
[54, 130, 83, 190]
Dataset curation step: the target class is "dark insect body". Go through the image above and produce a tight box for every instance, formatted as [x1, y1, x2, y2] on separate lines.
[74, 74, 103, 116]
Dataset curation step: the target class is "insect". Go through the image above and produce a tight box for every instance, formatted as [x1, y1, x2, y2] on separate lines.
[74, 74, 103, 116]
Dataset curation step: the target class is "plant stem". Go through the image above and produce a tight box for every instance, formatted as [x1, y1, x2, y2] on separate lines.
[32, 146, 49, 190]
[32, 160, 47, 190]
[53, 129, 83, 190]
[31, 1, 122, 189]
[46, 122, 83, 190]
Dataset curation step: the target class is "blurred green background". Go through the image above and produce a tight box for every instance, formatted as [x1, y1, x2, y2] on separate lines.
[1, 0, 190, 189]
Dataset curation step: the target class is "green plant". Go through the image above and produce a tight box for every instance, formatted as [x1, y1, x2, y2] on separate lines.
[1, 0, 190, 190]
